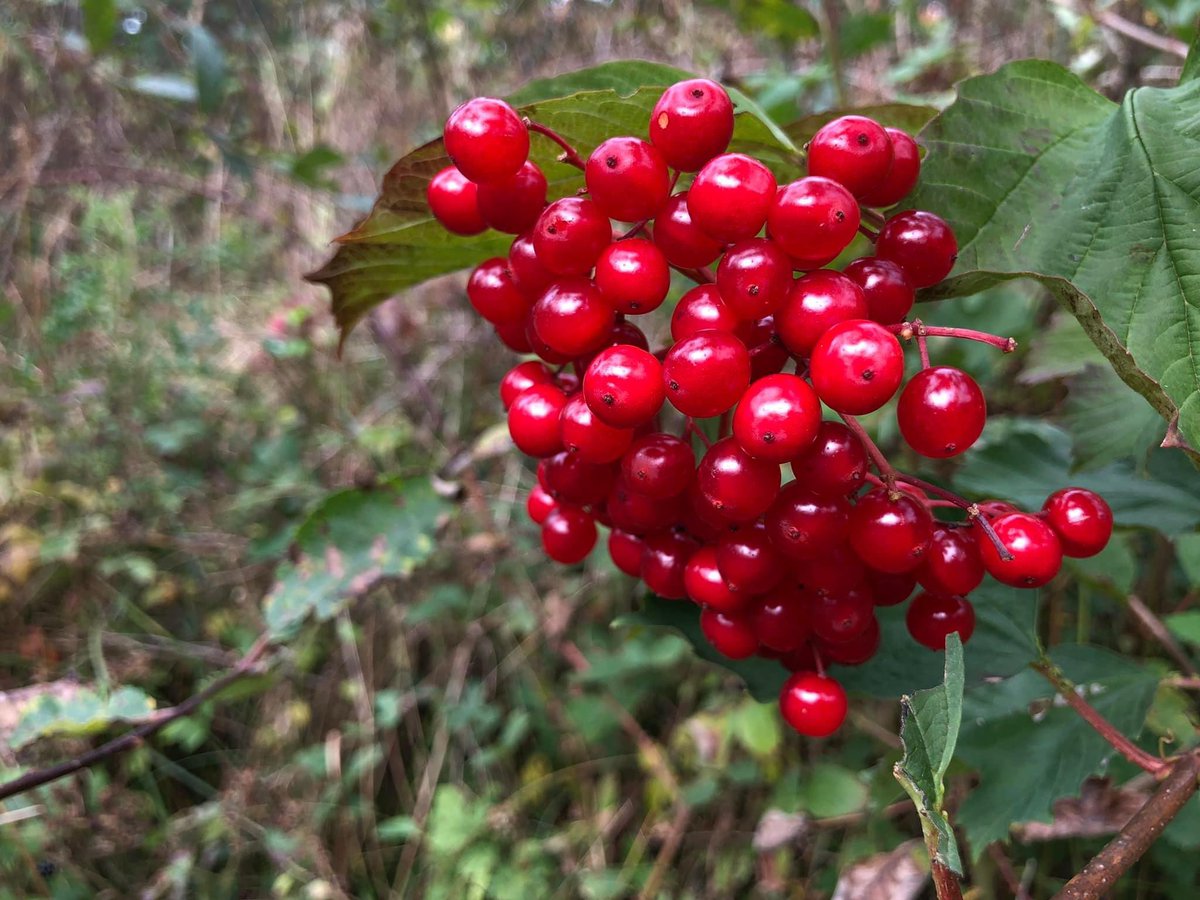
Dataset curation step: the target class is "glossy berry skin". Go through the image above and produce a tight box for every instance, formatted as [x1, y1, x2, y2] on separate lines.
[526, 483, 556, 524]
[621, 433, 695, 499]
[507, 233, 555, 301]
[543, 451, 616, 506]
[789, 421, 868, 499]
[608, 529, 645, 577]
[697, 437, 782, 523]
[919, 527, 984, 597]
[559, 394, 633, 463]
[906, 592, 975, 650]
[585, 136, 670, 222]
[978, 512, 1063, 588]
[467, 258, 531, 325]
[796, 545, 867, 598]
[716, 238, 793, 321]
[809, 320, 905, 415]
[493, 318, 534, 353]
[848, 489, 934, 574]
[533, 197, 612, 276]
[443, 97, 529, 183]
[594, 239, 670, 314]
[476, 160, 548, 234]
[688, 153, 777, 243]
[732, 374, 821, 463]
[541, 505, 597, 564]
[531, 278, 614, 357]
[684, 546, 744, 612]
[809, 587, 875, 644]
[842, 257, 915, 325]
[584, 345, 666, 428]
[768, 177, 860, 269]
[662, 330, 751, 418]
[819, 615, 881, 666]
[606, 477, 685, 535]
[897, 366, 987, 459]
[865, 568, 918, 607]
[649, 78, 735, 172]
[1042, 488, 1113, 558]
[427, 167, 487, 235]
[500, 360, 555, 409]
[652, 192, 725, 268]
[752, 588, 812, 652]
[507, 384, 567, 457]
[766, 482, 852, 560]
[641, 531, 699, 599]
[776, 270, 868, 357]
[875, 210, 958, 288]
[745, 318, 792, 380]
[671, 285, 740, 339]
[700, 609, 759, 659]
[806, 115, 894, 199]
[779, 672, 847, 738]
[860, 128, 921, 208]
[717, 524, 786, 595]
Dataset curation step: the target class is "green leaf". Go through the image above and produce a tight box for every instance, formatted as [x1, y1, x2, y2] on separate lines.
[894, 634, 965, 874]
[262, 479, 449, 637]
[82, 0, 117, 53]
[955, 645, 1160, 856]
[187, 25, 226, 115]
[910, 60, 1200, 455]
[1177, 533, 1200, 587]
[1182, 25, 1200, 84]
[839, 11, 893, 59]
[288, 146, 343, 188]
[799, 763, 869, 819]
[729, 698, 782, 757]
[1060, 365, 1165, 470]
[1166, 610, 1200, 648]
[7, 683, 156, 749]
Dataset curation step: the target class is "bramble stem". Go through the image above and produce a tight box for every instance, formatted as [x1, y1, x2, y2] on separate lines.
[524, 120, 586, 170]
[838, 414, 896, 479]
[892, 319, 1018, 353]
[931, 861, 964, 900]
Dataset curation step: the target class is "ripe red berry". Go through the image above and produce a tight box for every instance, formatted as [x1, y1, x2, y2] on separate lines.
[527, 483, 557, 524]
[641, 531, 699, 599]
[688, 153, 777, 243]
[649, 78, 735, 172]
[842, 257, 915, 325]
[818, 615, 881, 666]
[1041, 488, 1114, 558]
[594, 239, 670, 314]
[671, 285, 740, 340]
[662, 330, 751, 418]
[531, 278, 614, 357]
[467, 258, 531, 325]
[768, 177, 860, 269]
[652, 192, 725, 268]
[809, 319, 905, 415]
[875, 210, 958, 288]
[559, 394, 634, 463]
[541, 505, 597, 564]
[897, 366, 987, 459]
[444, 97, 529, 183]
[585, 136, 670, 222]
[860, 128, 921, 208]
[684, 546, 744, 612]
[700, 608, 759, 659]
[732, 373, 821, 463]
[533, 197, 612, 276]
[919, 527, 985, 597]
[775, 270, 868, 357]
[752, 587, 812, 652]
[608, 529, 646, 576]
[789, 421, 868, 499]
[809, 587, 875, 644]
[978, 512, 1063, 588]
[427, 166, 487, 235]
[475, 160, 548, 234]
[717, 524, 787, 595]
[524, 316, 572, 365]
[848, 489, 934, 573]
[621, 432, 695, 499]
[715, 238, 793, 320]
[697, 437, 782, 523]
[865, 567, 918, 607]
[906, 592, 976, 650]
[500, 360, 555, 409]
[507, 383, 567, 457]
[779, 672, 847, 737]
[743, 316, 792, 380]
[584, 345, 666, 428]
[543, 451, 616, 507]
[508, 232, 555, 301]
[493, 317, 533, 353]
[806, 115, 894, 199]
[796, 545, 867, 597]
[766, 482, 852, 560]
[606, 477, 685, 535]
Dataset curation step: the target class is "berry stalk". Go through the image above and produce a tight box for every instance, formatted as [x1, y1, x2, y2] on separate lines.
[892, 320, 1018, 353]
[524, 119, 586, 170]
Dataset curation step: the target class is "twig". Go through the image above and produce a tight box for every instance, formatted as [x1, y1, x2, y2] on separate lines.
[988, 842, 1031, 900]
[1093, 8, 1190, 58]
[931, 860, 964, 900]
[1055, 753, 1200, 899]
[892, 320, 1017, 353]
[839, 414, 896, 479]
[1125, 594, 1199, 677]
[0, 634, 273, 802]
[671, 264, 716, 285]
[524, 120, 586, 170]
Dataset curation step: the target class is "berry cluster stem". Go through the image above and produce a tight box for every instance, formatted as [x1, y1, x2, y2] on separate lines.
[838, 414, 896, 480]
[524, 120, 586, 170]
[671, 264, 716, 285]
[684, 418, 712, 449]
[892, 319, 1018, 354]
[858, 223, 879, 242]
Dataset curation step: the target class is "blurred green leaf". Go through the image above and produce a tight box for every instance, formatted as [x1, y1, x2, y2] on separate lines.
[1177, 534, 1200, 586]
[288, 146, 343, 187]
[730, 699, 782, 757]
[187, 25, 227, 115]
[82, 0, 118, 53]
[1165, 611, 1200, 647]
[801, 763, 869, 819]
[377, 815, 421, 843]
[1064, 533, 1138, 595]
[8, 683, 156, 749]
[840, 11, 893, 58]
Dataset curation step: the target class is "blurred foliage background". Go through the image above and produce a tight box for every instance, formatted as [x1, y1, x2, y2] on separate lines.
[1, 1, 1199, 897]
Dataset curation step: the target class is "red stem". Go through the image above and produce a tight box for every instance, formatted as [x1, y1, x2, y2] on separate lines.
[891, 320, 1017, 353]
[671, 264, 716, 285]
[524, 120, 586, 170]
[684, 418, 712, 449]
[858, 223, 879, 242]
[838, 414, 896, 479]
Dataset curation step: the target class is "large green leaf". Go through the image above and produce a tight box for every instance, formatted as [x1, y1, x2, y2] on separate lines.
[910, 60, 1200, 456]
[6, 683, 156, 750]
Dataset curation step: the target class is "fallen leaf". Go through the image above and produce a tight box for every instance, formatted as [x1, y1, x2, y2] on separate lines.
[832, 839, 928, 900]
[1011, 777, 1148, 842]
[752, 809, 809, 851]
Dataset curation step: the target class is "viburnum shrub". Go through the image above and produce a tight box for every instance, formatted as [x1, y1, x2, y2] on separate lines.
[425, 86, 1116, 739]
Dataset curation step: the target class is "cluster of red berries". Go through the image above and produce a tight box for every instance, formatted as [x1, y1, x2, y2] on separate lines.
[427, 79, 1114, 738]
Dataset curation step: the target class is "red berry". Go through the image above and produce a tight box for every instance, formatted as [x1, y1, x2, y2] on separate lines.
[979, 512, 1063, 588]
[818, 615, 881, 666]
[652, 192, 725, 268]
[427, 166, 487, 235]
[524, 316, 572, 365]
[531, 278, 614, 357]
[594, 239, 670, 314]
[918, 527, 984, 597]
[533, 197, 612, 276]
[875, 210, 958, 288]
[585, 137, 670, 222]
[444, 97, 529, 183]
[467, 258, 531, 325]
[768, 177, 860, 269]
[649, 79, 735, 172]
[897, 366, 987, 459]
[700, 608, 759, 659]
[559, 394, 634, 463]
[671, 285, 740, 340]
[606, 478, 685, 535]
[859, 128, 921, 209]
[865, 568, 918, 607]
[906, 592, 976, 650]
[688, 153, 777, 243]
[775, 270, 868, 357]
[842, 257, 915, 325]
[779, 672, 847, 737]
[684, 545, 744, 612]
[620, 433, 695, 499]
[809, 319, 905, 415]
[508, 232, 555, 301]
[806, 115, 894, 199]
[789, 421, 868, 499]
[766, 482, 852, 560]
[717, 524, 787, 595]
[508, 383, 567, 457]
[1041, 488, 1113, 558]
[796, 545, 867, 597]
[584, 345, 666, 428]
[608, 529, 646, 576]
[752, 587, 812, 652]
[543, 451, 616, 507]
[715, 238, 793, 320]
[683, 483, 735, 541]
[500, 360, 555, 409]
[476, 160, 548, 234]
[527, 483, 557, 524]
[732, 373, 821, 463]
[641, 531, 699, 599]
[744, 316, 792, 380]
[809, 587, 875, 644]
[697, 437, 782, 523]
[662, 330, 751, 418]
[494, 317, 533, 353]
[848, 488, 934, 573]
[541, 505, 597, 564]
